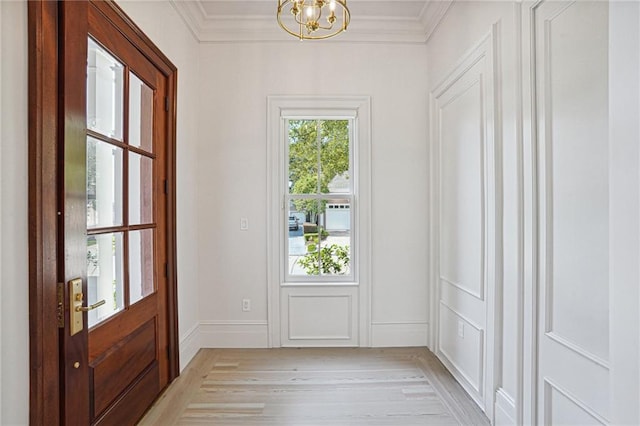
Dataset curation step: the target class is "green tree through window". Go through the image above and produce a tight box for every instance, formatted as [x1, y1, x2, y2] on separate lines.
[287, 119, 352, 277]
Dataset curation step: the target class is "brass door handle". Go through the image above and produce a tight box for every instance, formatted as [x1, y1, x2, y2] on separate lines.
[75, 299, 106, 312]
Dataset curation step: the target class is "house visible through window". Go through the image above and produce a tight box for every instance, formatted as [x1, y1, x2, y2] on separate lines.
[286, 119, 354, 280]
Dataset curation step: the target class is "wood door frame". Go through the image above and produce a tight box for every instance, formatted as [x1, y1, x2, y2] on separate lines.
[28, 1, 179, 424]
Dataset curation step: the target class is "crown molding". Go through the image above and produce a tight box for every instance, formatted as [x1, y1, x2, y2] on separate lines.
[170, 0, 454, 44]
[420, 0, 454, 43]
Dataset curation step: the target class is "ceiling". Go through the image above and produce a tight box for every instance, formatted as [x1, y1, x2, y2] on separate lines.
[170, 0, 454, 43]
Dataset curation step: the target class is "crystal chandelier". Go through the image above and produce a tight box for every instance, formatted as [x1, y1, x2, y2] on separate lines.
[277, 0, 350, 40]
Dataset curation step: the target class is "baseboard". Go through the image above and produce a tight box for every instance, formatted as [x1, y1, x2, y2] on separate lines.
[370, 321, 429, 347]
[494, 387, 517, 425]
[179, 322, 201, 372]
[199, 320, 269, 348]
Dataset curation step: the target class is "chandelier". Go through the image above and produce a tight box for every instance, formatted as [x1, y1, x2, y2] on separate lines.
[277, 0, 350, 40]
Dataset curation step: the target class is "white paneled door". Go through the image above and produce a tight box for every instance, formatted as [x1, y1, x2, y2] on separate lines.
[532, 1, 610, 423]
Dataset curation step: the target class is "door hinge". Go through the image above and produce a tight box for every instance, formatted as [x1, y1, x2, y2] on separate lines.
[165, 263, 169, 278]
[56, 282, 64, 328]
[165, 97, 169, 112]
[164, 179, 168, 194]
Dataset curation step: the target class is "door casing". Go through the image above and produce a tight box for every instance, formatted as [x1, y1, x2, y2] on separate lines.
[27, 1, 179, 424]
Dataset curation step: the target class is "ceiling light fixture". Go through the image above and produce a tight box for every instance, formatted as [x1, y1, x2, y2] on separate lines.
[277, 0, 350, 40]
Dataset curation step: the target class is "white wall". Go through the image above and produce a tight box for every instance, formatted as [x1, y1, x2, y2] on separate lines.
[116, 1, 202, 369]
[427, 2, 520, 422]
[1, 1, 29, 424]
[196, 42, 430, 347]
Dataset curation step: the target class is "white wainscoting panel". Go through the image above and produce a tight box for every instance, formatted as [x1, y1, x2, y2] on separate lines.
[438, 302, 484, 397]
[370, 322, 429, 347]
[200, 320, 269, 348]
[431, 26, 498, 413]
[532, 0, 610, 422]
[281, 286, 359, 347]
[288, 295, 352, 340]
[438, 72, 485, 300]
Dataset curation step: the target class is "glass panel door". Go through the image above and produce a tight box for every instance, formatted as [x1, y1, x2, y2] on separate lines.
[86, 38, 156, 328]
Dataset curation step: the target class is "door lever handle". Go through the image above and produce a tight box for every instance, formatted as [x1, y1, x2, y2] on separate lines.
[75, 299, 106, 312]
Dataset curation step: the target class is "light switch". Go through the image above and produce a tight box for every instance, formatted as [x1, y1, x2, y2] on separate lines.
[240, 217, 249, 230]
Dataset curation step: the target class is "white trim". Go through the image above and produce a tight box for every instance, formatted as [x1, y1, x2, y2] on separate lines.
[521, 3, 543, 425]
[267, 96, 371, 349]
[544, 332, 610, 370]
[420, 0, 454, 43]
[179, 323, 201, 372]
[167, 0, 201, 43]
[170, 0, 453, 44]
[370, 321, 429, 347]
[440, 276, 484, 301]
[513, 3, 526, 426]
[199, 320, 269, 348]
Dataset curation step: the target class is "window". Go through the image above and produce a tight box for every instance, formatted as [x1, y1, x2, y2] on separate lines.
[286, 119, 354, 280]
[267, 96, 371, 345]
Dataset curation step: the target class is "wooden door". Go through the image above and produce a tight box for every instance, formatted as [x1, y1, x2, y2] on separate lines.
[58, 2, 177, 424]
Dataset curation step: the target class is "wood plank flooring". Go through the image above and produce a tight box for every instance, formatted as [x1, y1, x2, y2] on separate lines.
[139, 348, 489, 425]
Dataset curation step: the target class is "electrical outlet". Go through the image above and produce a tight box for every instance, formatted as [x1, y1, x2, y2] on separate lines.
[242, 299, 251, 312]
[240, 217, 249, 230]
[457, 320, 464, 338]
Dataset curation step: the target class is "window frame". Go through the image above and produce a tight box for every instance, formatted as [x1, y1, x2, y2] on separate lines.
[267, 96, 372, 348]
[283, 117, 356, 283]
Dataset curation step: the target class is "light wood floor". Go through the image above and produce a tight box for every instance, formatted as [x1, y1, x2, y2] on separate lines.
[139, 348, 489, 425]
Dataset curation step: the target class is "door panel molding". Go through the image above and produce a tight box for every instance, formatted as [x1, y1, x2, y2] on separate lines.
[28, 1, 178, 424]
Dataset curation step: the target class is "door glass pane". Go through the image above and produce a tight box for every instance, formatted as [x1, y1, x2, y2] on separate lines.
[129, 72, 154, 153]
[87, 38, 124, 140]
[87, 233, 125, 327]
[87, 136, 123, 229]
[129, 229, 155, 305]
[129, 152, 153, 225]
